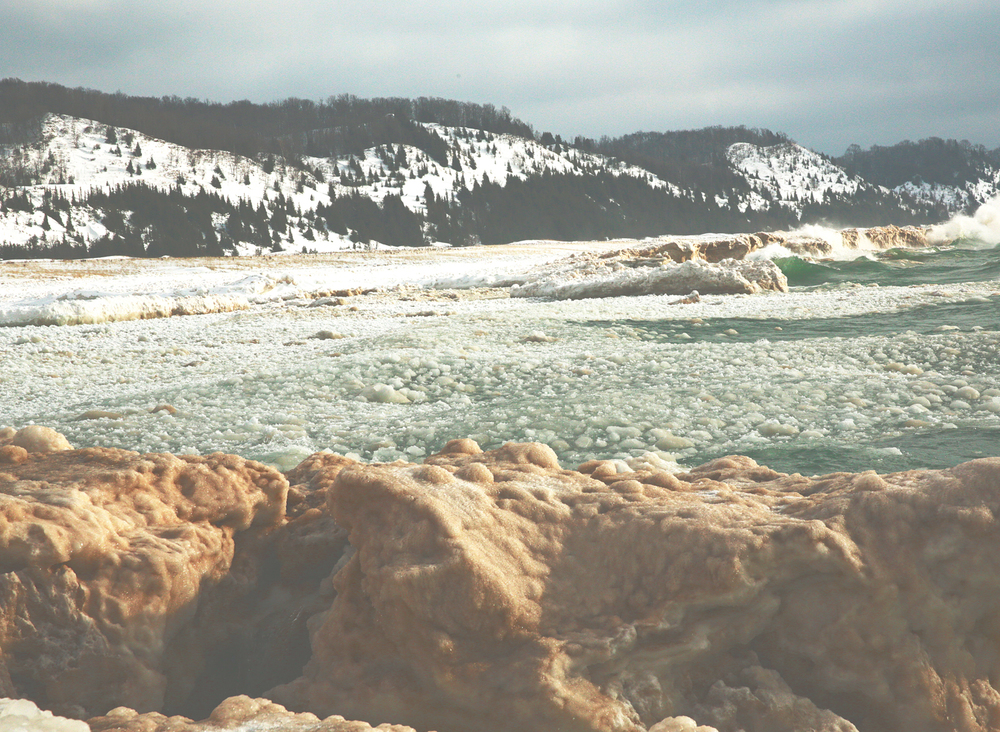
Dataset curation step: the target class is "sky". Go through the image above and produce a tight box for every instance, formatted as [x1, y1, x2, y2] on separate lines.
[3, 0, 999, 155]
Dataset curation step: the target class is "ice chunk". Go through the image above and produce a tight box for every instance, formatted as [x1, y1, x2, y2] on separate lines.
[362, 384, 411, 404]
[0, 699, 89, 732]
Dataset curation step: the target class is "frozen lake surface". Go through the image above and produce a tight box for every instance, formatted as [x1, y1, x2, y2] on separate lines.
[3, 237, 1000, 476]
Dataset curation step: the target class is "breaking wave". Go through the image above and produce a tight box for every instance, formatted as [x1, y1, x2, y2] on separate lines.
[929, 193, 1000, 246]
[775, 242, 1000, 288]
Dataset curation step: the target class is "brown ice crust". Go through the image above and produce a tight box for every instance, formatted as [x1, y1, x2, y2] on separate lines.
[273, 442, 1000, 732]
[86, 695, 419, 731]
[508, 225, 929, 300]
[630, 225, 930, 262]
[510, 255, 789, 299]
[4, 428, 1000, 732]
[0, 439, 290, 718]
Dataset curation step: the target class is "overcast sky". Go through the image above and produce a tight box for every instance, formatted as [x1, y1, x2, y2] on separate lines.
[3, 0, 998, 154]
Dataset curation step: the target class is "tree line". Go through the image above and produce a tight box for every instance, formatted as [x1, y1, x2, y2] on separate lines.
[835, 137, 1000, 193]
[0, 79, 533, 164]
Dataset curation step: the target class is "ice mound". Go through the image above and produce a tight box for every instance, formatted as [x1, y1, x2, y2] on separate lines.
[0, 698, 89, 732]
[0, 425, 73, 453]
[0, 274, 298, 327]
[511, 254, 788, 300]
[6, 433, 1000, 731]
[0, 292, 255, 327]
[87, 695, 419, 731]
[576, 226, 930, 269]
[0, 437, 290, 718]
[504, 226, 931, 300]
[271, 440, 1000, 732]
[781, 224, 930, 258]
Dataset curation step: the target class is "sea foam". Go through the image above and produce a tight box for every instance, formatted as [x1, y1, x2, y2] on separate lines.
[929, 193, 1000, 246]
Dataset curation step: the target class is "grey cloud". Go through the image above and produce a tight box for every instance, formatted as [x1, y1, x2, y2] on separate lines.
[2, 0, 998, 154]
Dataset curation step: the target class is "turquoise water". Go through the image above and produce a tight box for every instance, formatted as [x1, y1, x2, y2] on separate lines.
[590, 298, 1000, 343]
[697, 427, 1000, 477]
[776, 240, 1000, 288]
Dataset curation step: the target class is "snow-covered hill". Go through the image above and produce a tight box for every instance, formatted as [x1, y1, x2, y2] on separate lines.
[0, 114, 684, 255]
[2, 112, 994, 257]
[726, 141, 862, 214]
[311, 122, 678, 213]
[892, 171, 1000, 212]
[1, 114, 320, 254]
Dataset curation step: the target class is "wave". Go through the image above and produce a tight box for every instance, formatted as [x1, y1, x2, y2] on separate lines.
[774, 241, 1000, 288]
[929, 193, 1000, 246]
[0, 274, 295, 327]
[791, 224, 907, 260]
[774, 255, 890, 287]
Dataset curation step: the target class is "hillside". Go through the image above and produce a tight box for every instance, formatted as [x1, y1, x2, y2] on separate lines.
[0, 80, 997, 257]
[836, 137, 1000, 213]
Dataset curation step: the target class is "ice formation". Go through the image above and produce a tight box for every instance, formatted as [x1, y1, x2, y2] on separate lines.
[511, 251, 788, 299]
[271, 440, 1000, 732]
[6, 429, 1000, 731]
[0, 698, 89, 732]
[3, 244, 1000, 477]
[508, 225, 936, 300]
[86, 696, 419, 732]
[0, 433, 290, 718]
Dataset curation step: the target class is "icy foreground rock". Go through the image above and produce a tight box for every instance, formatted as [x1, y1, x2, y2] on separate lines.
[3, 429, 1000, 732]
[274, 441, 1000, 732]
[0, 430, 297, 718]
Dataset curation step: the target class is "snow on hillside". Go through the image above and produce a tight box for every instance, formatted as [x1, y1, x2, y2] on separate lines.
[893, 180, 972, 211]
[0, 114, 347, 254]
[727, 141, 861, 215]
[307, 123, 678, 214]
[0, 114, 681, 255]
[894, 169, 1000, 213]
[5, 113, 988, 257]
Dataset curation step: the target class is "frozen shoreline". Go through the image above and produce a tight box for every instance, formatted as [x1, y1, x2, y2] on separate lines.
[5, 426, 1000, 732]
[3, 242, 999, 477]
[4, 234, 999, 328]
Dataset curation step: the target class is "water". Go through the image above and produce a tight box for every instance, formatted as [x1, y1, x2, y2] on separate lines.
[591, 298, 1000, 343]
[3, 240, 1000, 477]
[777, 240, 1000, 288]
